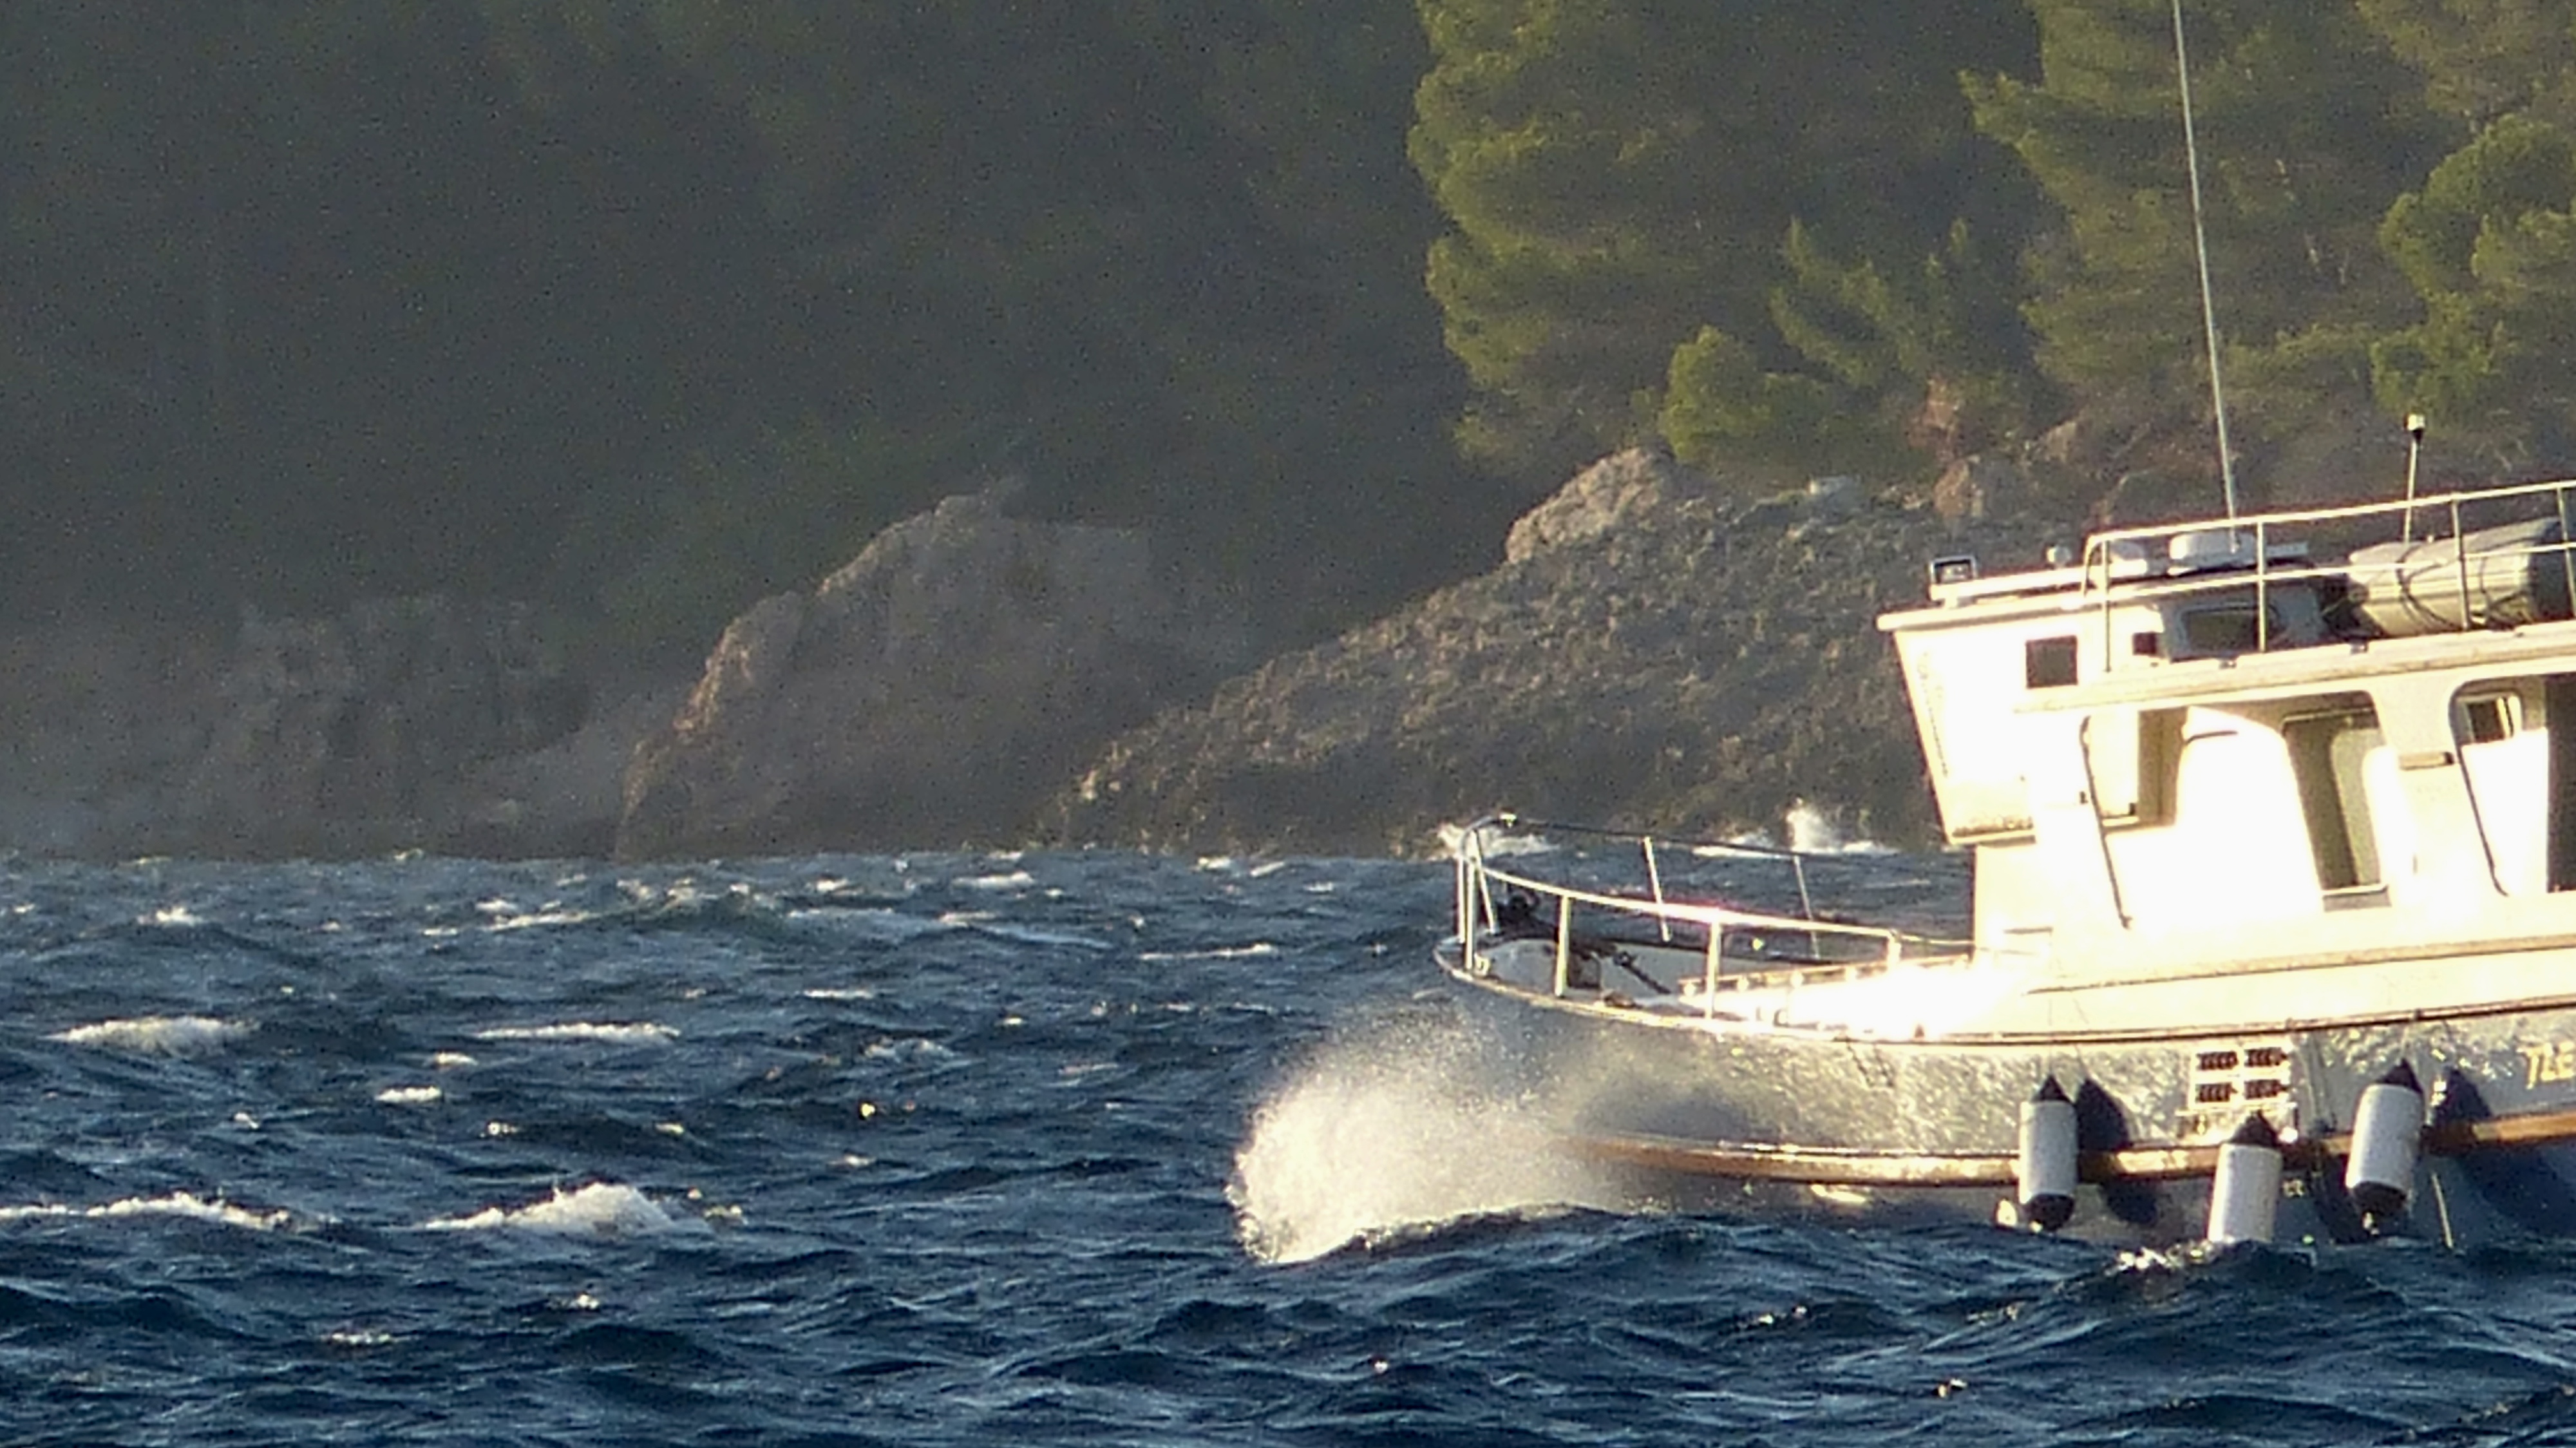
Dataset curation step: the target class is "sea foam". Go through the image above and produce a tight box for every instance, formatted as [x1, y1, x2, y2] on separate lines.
[50, 1015, 251, 1056]
[421, 1182, 685, 1236]
[0, 1191, 292, 1231]
[471, 1022, 677, 1045]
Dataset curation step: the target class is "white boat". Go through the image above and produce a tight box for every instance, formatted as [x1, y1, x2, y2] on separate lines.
[1438, 473, 2576, 1244]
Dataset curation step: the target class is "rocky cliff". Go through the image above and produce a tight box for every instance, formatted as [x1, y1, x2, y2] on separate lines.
[0, 598, 661, 861]
[615, 487, 1249, 858]
[0, 448, 2113, 862]
[1042, 449, 2079, 857]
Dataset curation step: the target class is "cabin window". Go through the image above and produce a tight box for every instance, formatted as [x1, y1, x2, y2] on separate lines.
[2179, 602, 2280, 655]
[2283, 705, 2384, 892]
[2459, 692, 2517, 745]
[2025, 636, 2078, 689]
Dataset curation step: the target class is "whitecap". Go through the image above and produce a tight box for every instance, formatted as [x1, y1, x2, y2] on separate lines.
[375, 1085, 443, 1105]
[472, 1022, 677, 1045]
[484, 908, 603, 932]
[51, 1015, 249, 1057]
[0, 1191, 292, 1232]
[1137, 942, 1278, 962]
[430, 1051, 475, 1069]
[862, 1038, 954, 1063]
[421, 1181, 685, 1236]
[801, 986, 878, 1001]
[1783, 799, 1897, 856]
[1437, 824, 1554, 857]
[138, 905, 203, 928]
[967, 921, 1110, 950]
[954, 870, 1035, 891]
[786, 906, 950, 940]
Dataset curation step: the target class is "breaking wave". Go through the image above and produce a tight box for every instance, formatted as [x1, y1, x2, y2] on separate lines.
[420, 1182, 687, 1236]
[471, 1022, 677, 1045]
[0, 1191, 294, 1232]
[50, 1015, 251, 1056]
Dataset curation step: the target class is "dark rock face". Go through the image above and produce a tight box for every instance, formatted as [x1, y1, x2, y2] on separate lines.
[0, 598, 645, 860]
[1043, 449, 2076, 857]
[178, 596, 595, 856]
[616, 490, 1245, 859]
[0, 620, 228, 856]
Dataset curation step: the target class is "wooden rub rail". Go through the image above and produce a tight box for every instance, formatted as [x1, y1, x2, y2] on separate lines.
[1577, 1104, 2576, 1188]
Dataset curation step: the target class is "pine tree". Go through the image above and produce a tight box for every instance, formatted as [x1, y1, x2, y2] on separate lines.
[1969, 0, 2443, 443]
[1413, 0, 2038, 482]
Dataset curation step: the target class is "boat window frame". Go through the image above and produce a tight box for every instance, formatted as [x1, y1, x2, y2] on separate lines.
[2025, 635, 2078, 689]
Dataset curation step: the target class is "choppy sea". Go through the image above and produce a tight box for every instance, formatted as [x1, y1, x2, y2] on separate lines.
[3, 846, 2575, 1445]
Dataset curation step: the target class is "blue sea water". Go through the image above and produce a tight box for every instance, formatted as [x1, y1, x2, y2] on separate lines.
[3, 848, 2575, 1446]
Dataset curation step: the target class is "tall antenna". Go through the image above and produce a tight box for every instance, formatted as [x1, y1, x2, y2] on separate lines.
[2173, 0, 2240, 520]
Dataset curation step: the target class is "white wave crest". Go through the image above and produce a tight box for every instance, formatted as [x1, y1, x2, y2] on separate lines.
[484, 908, 603, 932]
[0, 1191, 291, 1232]
[1138, 942, 1278, 962]
[954, 870, 1034, 891]
[374, 1085, 443, 1105]
[1435, 823, 1555, 858]
[862, 1037, 954, 1063]
[421, 1182, 685, 1236]
[1229, 1012, 1625, 1264]
[51, 1015, 250, 1056]
[786, 907, 952, 941]
[1784, 799, 1894, 855]
[472, 1022, 677, 1045]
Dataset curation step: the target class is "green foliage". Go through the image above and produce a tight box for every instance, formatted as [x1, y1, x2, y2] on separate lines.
[0, 0, 1481, 645]
[1660, 327, 1866, 473]
[2354, 0, 2576, 126]
[2372, 114, 2576, 442]
[1970, 0, 2446, 438]
[1771, 220, 2044, 452]
[1413, 0, 2041, 484]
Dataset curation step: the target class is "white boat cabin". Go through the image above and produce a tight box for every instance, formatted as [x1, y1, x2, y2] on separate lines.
[1880, 482, 2576, 975]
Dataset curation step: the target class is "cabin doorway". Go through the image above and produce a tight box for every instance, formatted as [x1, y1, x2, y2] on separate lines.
[2551, 676, 2576, 891]
[2283, 705, 2384, 897]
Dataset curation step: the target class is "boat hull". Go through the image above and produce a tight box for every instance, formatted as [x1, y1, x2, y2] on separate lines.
[1436, 940, 2576, 1246]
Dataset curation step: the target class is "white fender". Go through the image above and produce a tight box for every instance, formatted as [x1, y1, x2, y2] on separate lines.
[2016, 1076, 2078, 1232]
[2342, 1060, 2424, 1232]
[2206, 1114, 2282, 1246]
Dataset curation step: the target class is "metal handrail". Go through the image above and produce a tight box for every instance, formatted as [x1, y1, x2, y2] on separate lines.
[2070, 475, 2576, 665]
[2083, 473, 2576, 558]
[1455, 838, 1966, 1016]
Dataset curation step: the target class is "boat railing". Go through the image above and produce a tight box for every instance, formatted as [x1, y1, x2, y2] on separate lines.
[1450, 816, 1967, 1018]
[2078, 473, 2576, 662]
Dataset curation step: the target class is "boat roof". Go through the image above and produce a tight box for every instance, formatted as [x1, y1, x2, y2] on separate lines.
[1879, 475, 2576, 636]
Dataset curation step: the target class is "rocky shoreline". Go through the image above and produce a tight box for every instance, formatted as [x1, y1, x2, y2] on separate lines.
[1043, 450, 2081, 856]
[0, 449, 2088, 862]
